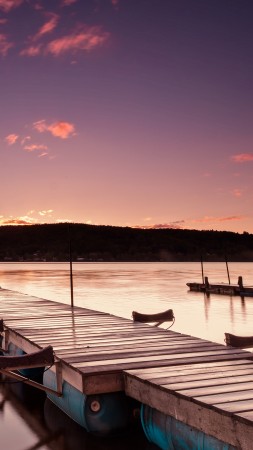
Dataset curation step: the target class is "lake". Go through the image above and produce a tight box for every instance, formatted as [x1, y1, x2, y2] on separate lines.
[0, 262, 252, 449]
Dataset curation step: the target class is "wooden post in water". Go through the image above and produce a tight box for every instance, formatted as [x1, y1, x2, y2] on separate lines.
[225, 255, 231, 285]
[200, 255, 204, 284]
[68, 223, 74, 308]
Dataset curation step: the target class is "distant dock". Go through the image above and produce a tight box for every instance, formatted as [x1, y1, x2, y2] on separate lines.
[187, 276, 253, 297]
[1, 288, 253, 448]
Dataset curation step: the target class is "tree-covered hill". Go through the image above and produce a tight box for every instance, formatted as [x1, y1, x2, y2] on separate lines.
[0, 223, 253, 262]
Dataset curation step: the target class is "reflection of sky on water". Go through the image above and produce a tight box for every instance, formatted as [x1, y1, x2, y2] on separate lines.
[0, 262, 252, 344]
[0, 262, 253, 449]
[0, 382, 149, 450]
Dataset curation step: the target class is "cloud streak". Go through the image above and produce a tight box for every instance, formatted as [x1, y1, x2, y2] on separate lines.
[46, 25, 110, 56]
[5, 133, 19, 145]
[23, 143, 48, 152]
[33, 13, 59, 41]
[33, 119, 76, 139]
[231, 153, 253, 163]
[0, 33, 13, 56]
[0, 0, 23, 12]
[0, 209, 54, 226]
[191, 215, 245, 223]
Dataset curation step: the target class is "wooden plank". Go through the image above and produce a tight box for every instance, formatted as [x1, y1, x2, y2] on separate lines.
[237, 411, 253, 421]
[215, 399, 253, 413]
[76, 353, 253, 375]
[162, 374, 253, 391]
[55, 340, 222, 356]
[145, 367, 253, 386]
[73, 348, 252, 369]
[124, 373, 253, 450]
[126, 359, 253, 377]
[177, 381, 253, 398]
[193, 390, 253, 405]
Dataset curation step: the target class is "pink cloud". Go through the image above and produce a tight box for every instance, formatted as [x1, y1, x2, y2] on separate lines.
[0, 18, 8, 24]
[0, 209, 55, 226]
[21, 136, 31, 145]
[33, 13, 59, 41]
[231, 153, 253, 163]
[5, 133, 19, 145]
[134, 221, 185, 229]
[33, 119, 47, 133]
[38, 209, 53, 216]
[0, 33, 13, 56]
[20, 44, 42, 56]
[192, 215, 245, 223]
[23, 143, 48, 152]
[46, 25, 110, 56]
[111, 0, 119, 8]
[0, 216, 36, 226]
[0, 0, 23, 12]
[33, 119, 76, 139]
[232, 189, 243, 198]
[62, 0, 78, 5]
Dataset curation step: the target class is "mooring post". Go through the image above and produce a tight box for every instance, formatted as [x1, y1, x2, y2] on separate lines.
[68, 223, 74, 308]
[238, 276, 243, 290]
[200, 255, 204, 284]
[225, 256, 231, 285]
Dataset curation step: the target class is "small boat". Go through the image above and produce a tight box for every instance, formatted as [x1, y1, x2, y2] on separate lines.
[132, 309, 174, 326]
[225, 332, 253, 349]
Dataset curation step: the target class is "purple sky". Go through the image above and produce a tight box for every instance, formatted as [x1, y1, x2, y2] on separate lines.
[1, 0, 253, 232]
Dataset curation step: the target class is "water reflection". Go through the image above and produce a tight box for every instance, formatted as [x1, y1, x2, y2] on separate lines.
[0, 381, 152, 450]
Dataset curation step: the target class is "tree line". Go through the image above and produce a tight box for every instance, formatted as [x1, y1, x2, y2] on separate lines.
[0, 223, 252, 262]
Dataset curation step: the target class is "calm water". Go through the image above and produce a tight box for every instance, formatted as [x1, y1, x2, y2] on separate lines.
[0, 262, 252, 450]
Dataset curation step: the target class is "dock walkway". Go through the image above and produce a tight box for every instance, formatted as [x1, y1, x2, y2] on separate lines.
[1, 288, 253, 448]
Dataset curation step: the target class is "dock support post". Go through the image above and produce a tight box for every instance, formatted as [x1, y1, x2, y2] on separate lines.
[238, 276, 243, 290]
[204, 276, 209, 288]
[68, 223, 74, 308]
[200, 256, 204, 284]
[225, 256, 231, 284]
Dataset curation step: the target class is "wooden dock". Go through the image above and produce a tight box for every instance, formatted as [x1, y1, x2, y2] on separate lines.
[187, 276, 253, 297]
[1, 288, 253, 448]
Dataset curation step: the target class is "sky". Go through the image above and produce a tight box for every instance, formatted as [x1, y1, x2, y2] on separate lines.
[1, 0, 253, 233]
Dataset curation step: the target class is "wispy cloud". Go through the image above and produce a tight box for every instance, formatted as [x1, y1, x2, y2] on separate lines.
[0, 33, 13, 56]
[191, 215, 245, 223]
[39, 209, 53, 216]
[33, 13, 59, 41]
[0, 0, 23, 12]
[46, 25, 110, 56]
[62, 0, 78, 5]
[23, 143, 48, 152]
[5, 133, 19, 145]
[21, 136, 31, 145]
[0, 209, 54, 226]
[20, 44, 41, 56]
[231, 153, 253, 163]
[111, 0, 119, 9]
[33, 119, 76, 139]
[134, 221, 185, 229]
[0, 216, 37, 226]
[232, 189, 243, 198]
[0, 18, 8, 24]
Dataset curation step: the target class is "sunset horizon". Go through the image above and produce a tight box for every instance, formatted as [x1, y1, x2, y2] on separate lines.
[1, 0, 253, 234]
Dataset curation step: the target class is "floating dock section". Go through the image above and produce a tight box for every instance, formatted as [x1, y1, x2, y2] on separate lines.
[187, 276, 253, 297]
[1, 288, 253, 448]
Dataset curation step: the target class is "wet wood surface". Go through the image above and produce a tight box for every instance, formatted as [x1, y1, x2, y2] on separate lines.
[125, 358, 253, 449]
[1, 288, 253, 401]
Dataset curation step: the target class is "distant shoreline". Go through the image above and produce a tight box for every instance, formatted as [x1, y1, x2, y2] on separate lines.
[0, 223, 252, 263]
